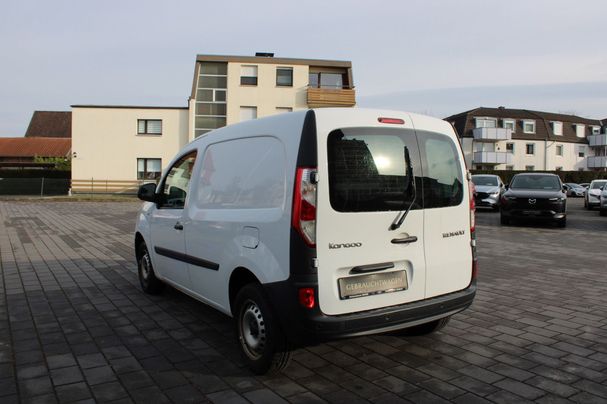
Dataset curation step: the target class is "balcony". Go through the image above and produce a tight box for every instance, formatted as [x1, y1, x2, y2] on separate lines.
[472, 127, 512, 142]
[473, 151, 513, 165]
[307, 87, 356, 108]
[588, 134, 607, 147]
[587, 156, 607, 168]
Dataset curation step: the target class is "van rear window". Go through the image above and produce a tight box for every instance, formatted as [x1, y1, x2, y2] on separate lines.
[327, 128, 420, 212]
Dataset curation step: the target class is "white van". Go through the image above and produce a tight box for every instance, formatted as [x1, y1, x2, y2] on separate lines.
[135, 108, 477, 374]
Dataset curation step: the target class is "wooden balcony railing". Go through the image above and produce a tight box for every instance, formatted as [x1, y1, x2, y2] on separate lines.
[307, 87, 356, 108]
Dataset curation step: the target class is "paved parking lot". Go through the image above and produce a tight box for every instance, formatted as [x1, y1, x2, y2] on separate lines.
[1, 198, 606, 403]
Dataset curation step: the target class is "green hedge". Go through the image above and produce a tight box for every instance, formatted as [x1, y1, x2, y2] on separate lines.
[470, 170, 607, 184]
[0, 169, 70, 179]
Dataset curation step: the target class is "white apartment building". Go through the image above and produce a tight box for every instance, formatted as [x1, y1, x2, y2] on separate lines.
[71, 53, 355, 189]
[445, 107, 606, 171]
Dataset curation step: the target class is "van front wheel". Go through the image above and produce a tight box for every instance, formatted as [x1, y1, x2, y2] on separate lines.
[137, 243, 164, 294]
[234, 283, 291, 374]
[398, 316, 451, 336]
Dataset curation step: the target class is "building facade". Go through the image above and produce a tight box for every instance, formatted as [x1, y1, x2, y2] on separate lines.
[446, 107, 606, 171]
[71, 53, 355, 185]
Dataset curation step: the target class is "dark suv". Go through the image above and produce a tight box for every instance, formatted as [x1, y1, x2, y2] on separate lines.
[500, 173, 567, 227]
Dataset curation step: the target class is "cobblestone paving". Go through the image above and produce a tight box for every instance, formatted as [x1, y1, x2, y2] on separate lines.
[0, 199, 606, 403]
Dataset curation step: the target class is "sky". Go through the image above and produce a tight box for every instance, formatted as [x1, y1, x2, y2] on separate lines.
[1, 0, 606, 136]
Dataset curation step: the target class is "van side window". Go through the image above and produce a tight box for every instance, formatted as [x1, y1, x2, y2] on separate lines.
[327, 128, 421, 212]
[418, 131, 463, 208]
[196, 137, 285, 209]
[158, 152, 197, 209]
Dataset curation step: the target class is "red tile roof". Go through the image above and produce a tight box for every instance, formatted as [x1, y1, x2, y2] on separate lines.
[0, 137, 71, 157]
[25, 111, 71, 138]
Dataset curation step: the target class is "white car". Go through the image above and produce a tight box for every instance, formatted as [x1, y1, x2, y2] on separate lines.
[585, 180, 607, 210]
[134, 108, 477, 374]
[600, 187, 607, 216]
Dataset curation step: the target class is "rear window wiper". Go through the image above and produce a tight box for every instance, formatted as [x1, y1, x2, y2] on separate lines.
[390, 146, 417, 231]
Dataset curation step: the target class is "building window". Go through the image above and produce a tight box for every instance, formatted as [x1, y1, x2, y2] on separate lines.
[276, 107, 292, 113]
[240, 106, 257, 121]
[506, 142, 515, 153]
[241, 65, 258, 86]
[551, 121, 563, 136]
[525, 165, 535, 171]
[137, 158, 161, 180]
[503, 119, 515, 131]
[578, 145, 586, 158]
[526, 143, 535, 155]
[556, 145, 563, 156]
[505, 165, 514, 171]
[591, 126, 600, 135]
[309, 71, 347, 89]
[523, 120, 536, 134]
[276, 67, 293, 87]
[137, 119, 162, 135]
[575, 124, 585, 138]
[475, 117, 497, 128]
[196, 62, 228, 138]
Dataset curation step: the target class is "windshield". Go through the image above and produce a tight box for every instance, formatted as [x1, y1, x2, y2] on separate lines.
[511, 175, 561, 190]
[472, 175, 498, 186]
[591, 181, 607, 189]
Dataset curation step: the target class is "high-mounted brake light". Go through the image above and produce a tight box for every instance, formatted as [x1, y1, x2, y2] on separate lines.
[292, 167, 317, 246]
[378, 117, 405, 125]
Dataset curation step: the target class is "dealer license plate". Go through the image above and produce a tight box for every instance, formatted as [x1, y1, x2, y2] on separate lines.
[338, 271, 408, 300]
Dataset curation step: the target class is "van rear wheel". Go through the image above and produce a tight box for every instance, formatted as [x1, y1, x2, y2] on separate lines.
[137, 242, 164, 294]
[234, 283, 291, 374]
[398, 316, 451, 336]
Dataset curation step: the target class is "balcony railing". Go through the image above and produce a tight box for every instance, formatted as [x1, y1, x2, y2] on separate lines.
[588, 134, 607, 147]
[587, 156, 607, 168]
[472, 127, 512, 142]
[473, 151, 513, 165]
[307, 87, 356, 108]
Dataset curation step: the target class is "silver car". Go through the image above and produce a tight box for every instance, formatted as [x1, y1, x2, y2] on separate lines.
[471, 174, 504, 210]
[585, 180, 607, 210]
[600, 187, 607, 216]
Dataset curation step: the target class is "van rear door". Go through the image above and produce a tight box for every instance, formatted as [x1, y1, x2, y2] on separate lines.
[315, 114, 427, 316]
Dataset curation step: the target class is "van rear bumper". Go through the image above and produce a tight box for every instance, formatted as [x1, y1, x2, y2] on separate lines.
[263, 278, 476, 344]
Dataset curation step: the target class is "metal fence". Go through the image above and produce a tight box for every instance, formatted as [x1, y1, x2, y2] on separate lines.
[0, 178, 71, 196]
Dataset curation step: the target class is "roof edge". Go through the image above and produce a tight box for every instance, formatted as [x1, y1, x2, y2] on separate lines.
[195, 54, 352, 67]
[71, 105, 188, 110]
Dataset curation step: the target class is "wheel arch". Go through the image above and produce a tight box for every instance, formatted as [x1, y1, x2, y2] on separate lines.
[229, 267, 261, 315]
[135, 232, 146, 260]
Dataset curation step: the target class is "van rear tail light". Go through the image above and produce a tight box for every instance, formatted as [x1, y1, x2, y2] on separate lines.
[298, 287, 315, 309]
[469, 180, 476, 233]
[292, 167, 317, 246]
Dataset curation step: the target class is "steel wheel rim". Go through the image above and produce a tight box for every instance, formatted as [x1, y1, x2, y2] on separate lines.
[239, 300, 266, 359]
[140, 252, 151, 281]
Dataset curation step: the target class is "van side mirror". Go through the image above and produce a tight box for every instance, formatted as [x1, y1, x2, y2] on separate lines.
[504, 184, 509, 190]
[138, 183, 158, 202]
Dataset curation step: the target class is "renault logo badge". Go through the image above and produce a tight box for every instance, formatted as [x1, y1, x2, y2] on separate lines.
[528, 198, 536, 204]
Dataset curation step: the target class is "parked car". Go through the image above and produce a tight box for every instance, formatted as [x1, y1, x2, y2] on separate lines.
[579, 183, 590, 189]
[500, 173, 567, 227]
[471, 174, 504, 210]
[584, 180, 607, 210]
[600, 186, 607, 216]
[134, 108, 477, 374]
[563, 183, 586, 197]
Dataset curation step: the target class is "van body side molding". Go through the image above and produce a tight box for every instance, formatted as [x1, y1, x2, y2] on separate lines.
[154, 246, 220, 271]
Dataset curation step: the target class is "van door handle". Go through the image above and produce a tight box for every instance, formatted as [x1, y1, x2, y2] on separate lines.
[391, 236, 418, 244]
[174, 222, 184, 230]
[350, 262, 394, 274]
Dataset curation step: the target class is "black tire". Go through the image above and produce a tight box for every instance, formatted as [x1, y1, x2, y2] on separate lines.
[233, 283, 291, 374]
[398, 316, 451, 336]
[500, 214, 510, 225]
[137, 243, 164, 294]
[556, 218, 566, 228]
[584, 198, 588, 209]
[600, 209, 606, 217]
[492, 205, 500, 212]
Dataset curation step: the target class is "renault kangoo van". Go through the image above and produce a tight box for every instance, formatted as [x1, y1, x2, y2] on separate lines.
[135, 108, 477, 374]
